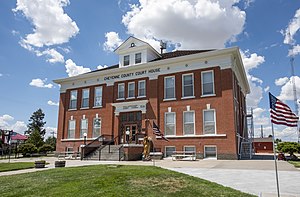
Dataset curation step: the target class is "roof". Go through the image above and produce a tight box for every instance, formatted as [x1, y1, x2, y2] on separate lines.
[253, 137, 273, 143]
[11, 133, 28, 141]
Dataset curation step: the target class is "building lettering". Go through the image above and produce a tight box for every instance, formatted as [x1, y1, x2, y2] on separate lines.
[104, 68, 161, 81]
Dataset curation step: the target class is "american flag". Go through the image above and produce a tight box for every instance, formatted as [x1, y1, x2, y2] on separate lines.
[269, 93, 299, 127]
[153, 121, 169, 141]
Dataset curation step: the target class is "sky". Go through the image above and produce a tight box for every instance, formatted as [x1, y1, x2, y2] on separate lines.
[0, 0, 300, 141]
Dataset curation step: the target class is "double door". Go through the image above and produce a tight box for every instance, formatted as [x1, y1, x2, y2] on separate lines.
[123, 124, 137, 144]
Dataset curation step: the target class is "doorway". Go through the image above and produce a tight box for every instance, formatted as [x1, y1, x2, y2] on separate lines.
[124, 124, 137, 144]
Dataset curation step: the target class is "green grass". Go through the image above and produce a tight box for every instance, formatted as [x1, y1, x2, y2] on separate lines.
[288, 161, 300, 168]
[0, 165, 254, 197]
[0, 162, 35, 172]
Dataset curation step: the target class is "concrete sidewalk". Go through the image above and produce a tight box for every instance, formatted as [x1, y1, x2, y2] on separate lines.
[0, 157, 299, 197]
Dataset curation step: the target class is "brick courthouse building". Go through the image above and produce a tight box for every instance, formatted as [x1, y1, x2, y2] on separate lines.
[54, 37, 250, 160]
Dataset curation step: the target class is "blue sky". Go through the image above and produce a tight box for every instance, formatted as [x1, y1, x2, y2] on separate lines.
[0, 0, 299, 141]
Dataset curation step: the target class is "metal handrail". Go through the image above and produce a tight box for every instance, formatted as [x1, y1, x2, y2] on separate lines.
[119, 145, 124, 161]
[82, 134, 113, 159]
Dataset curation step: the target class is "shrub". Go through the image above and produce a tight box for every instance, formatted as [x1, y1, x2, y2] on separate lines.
[18, 143, 37, 156]
[277, 142, 300, 156]
[38, 144, 54, 153]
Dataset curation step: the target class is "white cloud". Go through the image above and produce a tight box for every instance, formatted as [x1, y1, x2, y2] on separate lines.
[0, 73, 3, 77]
[10, 121, 28, 134]
[241, 51, 265, 72]
[277, 76, 300, 102]
[37, 48, 65, 63]
[121, 0, 246, 50]
[275, 127, 299, 142]
[65, 59, 91, 77]
[283, 8, 300, 45]
[45, 126, 57, 139]
[275, 77, 289, 86]
[97, 65, 108, 70]
[103, 32, 123, 52]
[29, 78, 53, 88]
[13, 0, 79, 48]
[11, 30, 19, 36]
[288, 44, 300, 56]
[0, 114, 27, 134]
[47, 100, 59, 106]
[264, 86, 270, 92]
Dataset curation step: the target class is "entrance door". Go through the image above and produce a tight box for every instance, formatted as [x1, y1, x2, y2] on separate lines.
[124, 124, 137, 144]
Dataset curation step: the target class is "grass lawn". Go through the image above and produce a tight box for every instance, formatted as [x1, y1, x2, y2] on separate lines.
[0, 165, 254, 197]
[288, 161, 300, 168]
[0, 162, 35, 172]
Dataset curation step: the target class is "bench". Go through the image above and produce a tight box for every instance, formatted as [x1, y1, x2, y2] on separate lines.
[57, 152, 81, 160]
[172, 151, 196, 161]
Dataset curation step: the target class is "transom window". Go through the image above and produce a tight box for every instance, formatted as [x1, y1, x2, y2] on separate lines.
[183, 111, 195, 135]
[202, 71, 214, 96]
[135, 53, 142, 64]
[69, 90, 77, 109]
[164, 76, 175, 99]
[182, 74, 194, 97]
[128, 82, 135, 98]
[94, 86, 103, 107]
[203, 109, 216, 134]
[81, 89, 89, 108]
[93, 118, 101, 138]
[68, 120, 75, 139]
[138, 80, 146, 97]
[124, 55, 130, 66]
[118, 83, 125, 99]
[80, 119, 88, 138]
[165, 112, 176, 136]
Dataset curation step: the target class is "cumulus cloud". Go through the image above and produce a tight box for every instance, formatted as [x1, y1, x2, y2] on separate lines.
[288, 44, 300, 57]
[36, 48, 65, 63]
[29, 78, 53, 88]
[97, 65, 108, 70]
[120, 0, 246, 51]
[276, 76, 300, 102]
[283, 8, 300, 45]
[47, 100, 59, 106]
[65, 59, 91, 77]
[0, 114, 27, 134]
[44, 127, 57, 139]
[275, 77, 289, 86]
[275, 127, 299, 142]
[264, 86, 270, 92]
[103, 32, 123, 52]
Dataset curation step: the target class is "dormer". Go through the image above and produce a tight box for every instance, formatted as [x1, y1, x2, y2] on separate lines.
[114, 37, 161, 68]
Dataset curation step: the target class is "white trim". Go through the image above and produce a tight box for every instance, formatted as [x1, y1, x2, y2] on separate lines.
[183, 110, 195, 136]
[204, 145, 217, 159]
[165, 146, 176, 157]
[182, 73, 194, 98]
[201, 94, 216, 98]
[201, 70, 215, 96]
[181, 96, 195, 100]
[164, 112, 176, 136]
[118, 83, 125, 99]
[138, 80, 146, 97]
[165, 134, 226, 138]
[128, 81, 135, 98]
[111, 99, 148, 115]
[203, 109, 216, 135]
[163, 98, 176, 102]
[164, 76, 176, 100]
[61, 138, 97, 142]
[80, 107, 89, 110]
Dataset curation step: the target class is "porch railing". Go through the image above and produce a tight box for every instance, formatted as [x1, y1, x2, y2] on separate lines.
[81, 134, 113, 159]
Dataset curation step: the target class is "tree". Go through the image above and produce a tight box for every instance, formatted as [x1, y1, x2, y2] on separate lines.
[275, 138, 282, 144]
[45, 136, 56, 151]
[277, 142, 300, 156]
[26, 129, 44, 148]
[18, 143, 37, 156]
[27, 108, 46, 137]
[38, 144, 54, 153]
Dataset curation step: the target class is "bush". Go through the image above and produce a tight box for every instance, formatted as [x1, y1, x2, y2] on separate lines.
[277, 142, 300, 156]
[38, 144, 54, 153]
[18, 143, 38, 156]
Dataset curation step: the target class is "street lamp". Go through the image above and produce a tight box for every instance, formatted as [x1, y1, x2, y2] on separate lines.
[83, 132, 87, 145]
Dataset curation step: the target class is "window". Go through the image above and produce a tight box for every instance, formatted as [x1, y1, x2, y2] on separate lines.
[165, 112, 176, 136]
[80, 119, 88, 138]
[165, 146, 176, 157]
[124, 55, 130, 66]
[183, 111, 195, 135]
[164, 76, 175, 99]
[94, 86, 103, 107]
[128, 82, 135, 98]
[182, 74, 194, 97]
[204, 146, 217, 159]
[202, 71, 214, 95]
[135, 53, 142, 64]
[118, 83, 125, 99]
[138, 80, 146, 97]
[184, 146, 196, 153]
[203, 110, 216, 134]
[81, 89, 89, 108]
[93, 118, 101, 138]
[69, 90, 77, 109]
[68, 120, 75, 139]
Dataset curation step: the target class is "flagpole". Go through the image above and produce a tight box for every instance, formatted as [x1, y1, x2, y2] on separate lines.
[271, 123, 280, 197]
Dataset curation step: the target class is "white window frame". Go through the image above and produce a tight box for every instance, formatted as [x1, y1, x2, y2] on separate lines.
[183, 111, 195, 135]
[80, 119, 88, 138]
[94, 86, 103, 107]
[182, 73, 194, 98]
[204, 145, 217, 159]
[135, 53, 142, 64]
[183, 146, 196, 154]
[127, 82, 135, 99]
[69, 90, 77, 110]
[164, 76, 176, 100]
[68, 120, 76, 139]
[164, 112, 176, 136]
[138, 80, 146, 98]
[93, 118, 101, 138]
[124, 55, 130, 66]
[117, 83, 125, 100]
[201, 70, 215, 96]
[165, 146, 176, 157]
[81, 88, 90, 108]
[203, 109, 216, 135]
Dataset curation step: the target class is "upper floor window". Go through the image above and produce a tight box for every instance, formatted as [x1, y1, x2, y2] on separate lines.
[80, 119, 88, 138]
[182, 74, 194, 98]
[128, 82, 135, 98]
[94, 86, 103, 107]
[138, 80, 146, 97]
[81, 89, 89, 108]
[164, 76, 175, 99]
[183, 111, 195, 135]
[135, 53, 142, 64]
[165, 112, 176, 136]
[124, 55, 130, 66]
[69, 90, 77, 109]
[68, 120, 75, 139]
[203, 109, 216, 134]
[202, 71, 214, 96]
[118, 83, 125, 99]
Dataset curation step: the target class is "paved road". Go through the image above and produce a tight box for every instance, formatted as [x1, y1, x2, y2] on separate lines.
[1, 157, 300, 197]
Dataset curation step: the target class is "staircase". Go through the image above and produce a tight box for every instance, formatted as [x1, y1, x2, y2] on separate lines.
[86, 145, 124, 161]
[240, 142, 252, 160]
